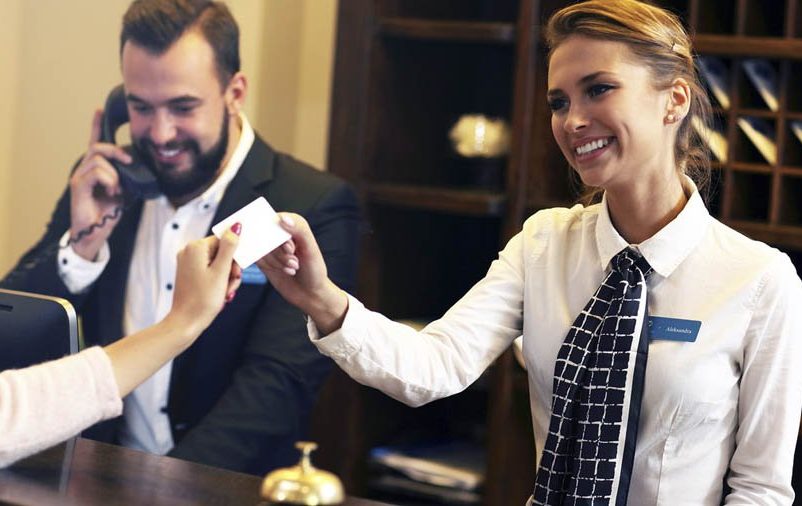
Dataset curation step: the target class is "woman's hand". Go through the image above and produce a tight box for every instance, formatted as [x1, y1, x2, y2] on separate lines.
[106, 224, 241, 396]
[169, 223, 242, 337]
[256, 213, 348, 335]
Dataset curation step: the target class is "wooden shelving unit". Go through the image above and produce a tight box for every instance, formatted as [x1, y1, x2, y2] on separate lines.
[676, 0, 802, 253]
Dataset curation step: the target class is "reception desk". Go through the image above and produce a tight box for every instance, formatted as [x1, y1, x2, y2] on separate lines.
[0, 437, 393, 505]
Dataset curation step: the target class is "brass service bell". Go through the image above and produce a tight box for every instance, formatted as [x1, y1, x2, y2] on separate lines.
[260, 442, 344, 505]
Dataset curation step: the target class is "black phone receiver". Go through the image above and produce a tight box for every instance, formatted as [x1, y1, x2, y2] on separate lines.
[100, 85, 161, 200]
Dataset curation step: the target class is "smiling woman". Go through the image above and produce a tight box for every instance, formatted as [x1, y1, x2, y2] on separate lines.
[255, 1, 802, 505]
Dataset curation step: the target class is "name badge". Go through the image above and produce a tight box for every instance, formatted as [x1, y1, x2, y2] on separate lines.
[648, 316, 701, 342]
[241, 264, 268, 285]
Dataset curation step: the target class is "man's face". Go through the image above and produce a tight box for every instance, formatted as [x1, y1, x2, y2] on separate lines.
[121, 30, 236, 201]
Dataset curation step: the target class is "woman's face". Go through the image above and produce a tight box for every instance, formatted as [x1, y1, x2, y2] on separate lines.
[548, 36, 674, 193]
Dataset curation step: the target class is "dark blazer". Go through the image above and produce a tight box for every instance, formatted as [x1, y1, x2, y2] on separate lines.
[1, 135, 361, 475]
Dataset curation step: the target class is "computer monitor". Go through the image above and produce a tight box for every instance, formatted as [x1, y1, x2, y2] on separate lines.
[0, 288, 79, 372]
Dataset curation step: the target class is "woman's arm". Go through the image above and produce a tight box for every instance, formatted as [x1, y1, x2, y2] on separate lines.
[258, 214, 525, 407]
[104, 226, 241, 396]
[725, 255, 802, 504]
[0, 226, 241, 467]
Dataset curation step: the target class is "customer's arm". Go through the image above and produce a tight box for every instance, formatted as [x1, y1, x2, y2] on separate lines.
[104, 227, 241, 396]
[0, 228, 241, 467]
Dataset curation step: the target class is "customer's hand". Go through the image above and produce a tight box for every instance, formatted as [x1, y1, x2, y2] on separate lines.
[170, 224, 242, 337]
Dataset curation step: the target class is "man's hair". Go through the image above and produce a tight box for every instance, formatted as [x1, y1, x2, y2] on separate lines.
[120, 0, 240, 87]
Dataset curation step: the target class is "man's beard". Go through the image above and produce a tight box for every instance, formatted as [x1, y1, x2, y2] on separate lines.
[134, 109, 229, 200]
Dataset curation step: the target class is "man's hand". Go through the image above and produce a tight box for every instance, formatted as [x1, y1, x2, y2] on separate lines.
[68, 110, 132, 261]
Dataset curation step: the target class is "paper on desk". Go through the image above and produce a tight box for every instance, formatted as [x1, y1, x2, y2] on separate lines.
[370, 441, 484, 491]
[211, 197, 291, 268]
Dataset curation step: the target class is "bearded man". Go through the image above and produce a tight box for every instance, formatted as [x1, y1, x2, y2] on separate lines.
[1, 0, 360, 476]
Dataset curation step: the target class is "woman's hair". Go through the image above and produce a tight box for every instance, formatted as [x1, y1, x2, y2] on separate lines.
[545, 0, 713, 204]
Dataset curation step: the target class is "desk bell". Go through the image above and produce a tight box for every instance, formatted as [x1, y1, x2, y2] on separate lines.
[261, 442, 344, 505]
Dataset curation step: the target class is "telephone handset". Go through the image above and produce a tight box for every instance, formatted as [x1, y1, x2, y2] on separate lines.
[100, 85, 161, 200]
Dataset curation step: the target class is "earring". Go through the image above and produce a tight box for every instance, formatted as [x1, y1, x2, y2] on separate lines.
[665, 114, 676, 124]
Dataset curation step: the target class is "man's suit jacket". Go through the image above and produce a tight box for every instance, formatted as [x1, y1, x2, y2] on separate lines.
[1, 135, 361, 475]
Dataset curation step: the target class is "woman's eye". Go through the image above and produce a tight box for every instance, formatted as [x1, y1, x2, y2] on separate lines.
[548, 97, 568, 112]
[588, 84, 614, 98]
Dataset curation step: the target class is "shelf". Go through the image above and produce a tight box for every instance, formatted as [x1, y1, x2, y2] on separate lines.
[729, 162, 774, 173]
[735, 108, 778, 118]
[693, 35, 802, 60]
[377, 18, 516, 44]
[366, 183, 507, 216]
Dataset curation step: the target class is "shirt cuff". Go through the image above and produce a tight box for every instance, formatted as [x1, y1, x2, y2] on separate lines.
[306, 293, 365, 359]
[57, 230, 110, 294]
[84, 347, 124, 419]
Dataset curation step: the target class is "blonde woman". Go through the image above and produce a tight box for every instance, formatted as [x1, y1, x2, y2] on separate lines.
[258, 1, 802, 503]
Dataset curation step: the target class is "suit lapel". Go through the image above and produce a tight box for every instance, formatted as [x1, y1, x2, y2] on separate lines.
[209, 135, 276, 234]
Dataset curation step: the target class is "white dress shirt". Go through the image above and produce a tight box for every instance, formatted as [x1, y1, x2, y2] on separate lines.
[310, 182, 802, 505]
[57, 115, 255, 455]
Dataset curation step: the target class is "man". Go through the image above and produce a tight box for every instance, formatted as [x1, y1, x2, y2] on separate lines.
[1, 0, 360, 475]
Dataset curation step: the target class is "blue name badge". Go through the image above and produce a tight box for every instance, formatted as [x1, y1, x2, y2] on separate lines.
[240, 264, 268, 285]
[648, 316, 701, 342]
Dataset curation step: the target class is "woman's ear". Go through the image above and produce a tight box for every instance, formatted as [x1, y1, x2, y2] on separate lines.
[665, 77, 691, 124]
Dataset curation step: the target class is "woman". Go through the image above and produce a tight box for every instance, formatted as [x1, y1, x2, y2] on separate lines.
[258, 0, 802, 503]
[0, 224, 241, 468]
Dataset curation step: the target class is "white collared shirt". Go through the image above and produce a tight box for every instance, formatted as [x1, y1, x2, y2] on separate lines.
[58, 114, 255, 455]
[310, 182, 802, 504]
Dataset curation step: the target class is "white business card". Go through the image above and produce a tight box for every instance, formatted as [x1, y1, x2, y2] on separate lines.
[211, 197, 291, 268]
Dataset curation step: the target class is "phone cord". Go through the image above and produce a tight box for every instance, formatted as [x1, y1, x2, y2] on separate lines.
[61, 205, 124, 249]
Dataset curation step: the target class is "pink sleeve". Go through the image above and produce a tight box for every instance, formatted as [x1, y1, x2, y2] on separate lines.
[0, 346, 123, 467]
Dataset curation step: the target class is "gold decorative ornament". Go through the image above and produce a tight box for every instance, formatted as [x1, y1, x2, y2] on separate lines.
[261, 442, 344, 505]
[448, 114, 511, 158]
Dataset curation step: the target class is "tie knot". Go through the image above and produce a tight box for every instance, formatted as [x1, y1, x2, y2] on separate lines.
[611, 247, 652, 278]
